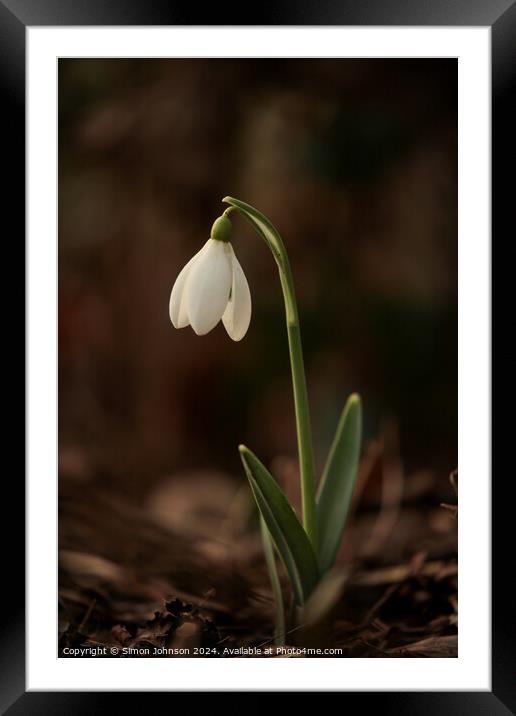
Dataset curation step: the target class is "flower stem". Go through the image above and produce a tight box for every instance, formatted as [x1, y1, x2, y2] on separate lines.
[260, 516, 286, 646]
[280, 271, 318, 551]
[222, 197, 318, 549]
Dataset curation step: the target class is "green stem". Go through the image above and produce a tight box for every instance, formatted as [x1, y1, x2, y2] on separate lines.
[281, 272, 318, 551]
[222, 197, 318, 550]
[260, 517, 286, 646]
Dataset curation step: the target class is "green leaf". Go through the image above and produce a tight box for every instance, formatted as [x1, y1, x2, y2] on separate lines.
[303, 569, 348, 627]
[239, 445, 319, 604]
[316, 394, 362, 574]
[260, 517, 286, 646]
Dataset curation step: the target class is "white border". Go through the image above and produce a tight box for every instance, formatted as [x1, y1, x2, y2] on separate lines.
[27, 27, 490, 691]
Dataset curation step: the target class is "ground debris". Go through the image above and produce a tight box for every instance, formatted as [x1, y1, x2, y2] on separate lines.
[59, 476, 457, 657]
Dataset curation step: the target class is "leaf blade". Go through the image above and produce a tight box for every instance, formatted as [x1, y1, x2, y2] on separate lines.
[316, 394, 362, 573]
[260, 517, 286, 646]
[239, 445, 319, 604]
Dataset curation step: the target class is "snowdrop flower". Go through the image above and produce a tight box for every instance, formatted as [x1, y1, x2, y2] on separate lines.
[169, 214, 252, 341]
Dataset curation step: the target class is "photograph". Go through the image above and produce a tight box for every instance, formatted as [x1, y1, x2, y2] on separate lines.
[57, 57, 459, 659]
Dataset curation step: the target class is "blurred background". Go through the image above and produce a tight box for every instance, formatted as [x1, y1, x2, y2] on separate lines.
[58, 59, 457, 654]
[59, 58, 457, 488]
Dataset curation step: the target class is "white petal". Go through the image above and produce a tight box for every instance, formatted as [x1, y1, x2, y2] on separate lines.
[169, 241, 209, 328]
[222, 246, 252, 341]
[184, 239, 232, 335]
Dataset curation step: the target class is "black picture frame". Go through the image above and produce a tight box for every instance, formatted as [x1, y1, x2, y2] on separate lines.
[2, 0, 512, 710]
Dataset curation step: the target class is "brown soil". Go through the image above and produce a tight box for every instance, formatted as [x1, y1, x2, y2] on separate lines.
[58, 462, 458, 658]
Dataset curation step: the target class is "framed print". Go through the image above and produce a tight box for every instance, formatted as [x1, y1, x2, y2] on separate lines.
[2, 0, 513, 708]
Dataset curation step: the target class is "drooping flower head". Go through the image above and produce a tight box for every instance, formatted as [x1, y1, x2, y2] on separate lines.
[169, 214, 251, 341]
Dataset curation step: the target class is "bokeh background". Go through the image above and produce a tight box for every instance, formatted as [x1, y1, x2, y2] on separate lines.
[59, 58, 456, 489]
[58, 59, 457, 654]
